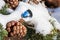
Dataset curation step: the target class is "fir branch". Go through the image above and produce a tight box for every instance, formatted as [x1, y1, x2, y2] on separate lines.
[0, 23, 8, 40]
[0, 4, 9, 15]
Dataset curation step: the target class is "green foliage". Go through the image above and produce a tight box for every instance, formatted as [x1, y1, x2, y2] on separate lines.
[0, 4, 9, 15]
[0, 23, 8, 40]
[0, 23, 3, 30]
[1, 30, 8, 37]
[57, 30, 60, 40]
[23, 26, 57, 40]
[22, 22, 58, 40]
[24, 27, 43, 40]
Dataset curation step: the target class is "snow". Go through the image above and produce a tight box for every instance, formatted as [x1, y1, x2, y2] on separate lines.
[0, 2, 29, 29]
[50, 17, 60, 31]
[0, 1, 60, 36]
[0, 0, 5, 10]
[18, 2, 53, 36]
[22, 0, 29, 2]
[48, 7, 60, 32]
[6, 8, 14, 13]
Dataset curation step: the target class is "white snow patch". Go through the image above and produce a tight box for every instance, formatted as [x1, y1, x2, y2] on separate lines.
[0, 2, 30, 29]
[18, 2, 53, 36]
[0, 0, 5, 10]
[50, 17, 60, 31]
[6, 8, 14, 13]
[0, 2, 60, 36]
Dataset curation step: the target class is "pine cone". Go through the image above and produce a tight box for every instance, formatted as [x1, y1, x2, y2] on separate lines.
[19, 19, 25, 24]
[6, 20, 27, 37]
[5, 0, 19, 9]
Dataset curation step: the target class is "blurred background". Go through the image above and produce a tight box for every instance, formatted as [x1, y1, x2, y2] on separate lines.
[43, 0, 60, 23]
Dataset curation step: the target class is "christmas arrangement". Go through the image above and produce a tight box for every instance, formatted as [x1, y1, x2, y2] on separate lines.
[0, 0, 60, 40]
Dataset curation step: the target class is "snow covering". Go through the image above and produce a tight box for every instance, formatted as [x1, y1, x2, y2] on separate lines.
[0, 0, 5, 10]
[0, 1, 60, 36]
[6, 8, 14, 13]
[50, 17, 60, 31]
[22, 0, 29, 2]
[48, 7, 60, 31]
[0, 2, 31, 29]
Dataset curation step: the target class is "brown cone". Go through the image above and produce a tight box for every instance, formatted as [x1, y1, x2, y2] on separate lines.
[6, 20, 27, 37]
[5, 0, 19, 9]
